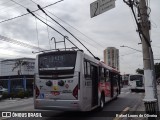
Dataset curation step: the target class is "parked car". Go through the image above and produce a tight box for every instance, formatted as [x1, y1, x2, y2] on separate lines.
[0, 86, 8, 99]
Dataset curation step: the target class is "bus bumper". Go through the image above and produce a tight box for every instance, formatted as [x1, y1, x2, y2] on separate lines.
[34, 99, 81, 111]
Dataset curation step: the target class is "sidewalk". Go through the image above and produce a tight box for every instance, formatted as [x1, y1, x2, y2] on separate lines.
[123, 85, 160, 120]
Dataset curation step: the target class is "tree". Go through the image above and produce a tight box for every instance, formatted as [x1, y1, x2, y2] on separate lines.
[136, 63, 160, 78]
[154, 63, 160, 79]
[136, 68, 144, 74]
[12, 59, 29, 75]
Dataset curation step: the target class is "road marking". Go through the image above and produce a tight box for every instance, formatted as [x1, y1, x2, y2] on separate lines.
[113, 107, 130, 120]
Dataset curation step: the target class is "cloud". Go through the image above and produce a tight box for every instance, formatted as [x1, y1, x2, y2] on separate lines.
[0, 0, 159, 74]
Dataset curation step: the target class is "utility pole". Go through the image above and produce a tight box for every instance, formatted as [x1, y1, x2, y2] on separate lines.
[139, 0, 159, 118]
[123, 0, 159, 118]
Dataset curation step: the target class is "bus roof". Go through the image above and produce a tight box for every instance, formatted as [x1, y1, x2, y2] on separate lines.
[99, 62, 120, 74]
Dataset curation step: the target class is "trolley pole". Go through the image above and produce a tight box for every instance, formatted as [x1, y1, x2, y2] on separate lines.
[139, 0, 159, 118]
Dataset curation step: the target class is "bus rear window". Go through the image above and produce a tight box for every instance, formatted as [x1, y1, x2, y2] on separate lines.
[130, 75, 143, 81]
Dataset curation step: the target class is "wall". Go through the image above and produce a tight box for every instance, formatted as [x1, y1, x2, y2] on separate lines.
[0, 58, 35, 76]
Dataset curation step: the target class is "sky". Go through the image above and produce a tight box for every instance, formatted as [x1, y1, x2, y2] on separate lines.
[0, 0, 159, 74]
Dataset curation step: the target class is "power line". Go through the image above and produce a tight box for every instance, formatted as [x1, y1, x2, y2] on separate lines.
[0, 35, 45, 51]
[14, 0, 97, 57]
[27, 9, 79, 50]
[120, 51, 139, 56]
[0, 0, 28, 13]
[35, 17, 40, 51]
[2, 0, 104, 50]
[29, 0, 105, 50]
[46, 10, 105, 48]
[34, 11, 101, 50]
[0, 0, 64, 24]
[10, 0, 26, 9]
[29, 0, 105, 48]
[27, 0, 101, 59]
[2, 0, 104, 54]
[36, 5, 99, 59]
[4, 0, 79, 52]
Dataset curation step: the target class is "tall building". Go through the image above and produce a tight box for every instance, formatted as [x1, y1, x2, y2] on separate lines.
[104, 47, 119, 71]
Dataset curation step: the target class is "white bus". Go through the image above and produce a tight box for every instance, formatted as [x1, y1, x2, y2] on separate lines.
[34, 50, 121, 111]
[128, 74, 145, 92]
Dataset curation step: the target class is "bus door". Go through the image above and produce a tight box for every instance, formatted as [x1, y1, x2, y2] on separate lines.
[104, 70, 111, 98]
[83, 60, 92, 109]
[110, 72, 119, 97]
[91, 64, 98, 107]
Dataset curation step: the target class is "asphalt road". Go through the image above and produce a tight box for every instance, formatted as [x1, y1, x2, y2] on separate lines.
[0, 85, 144, 120]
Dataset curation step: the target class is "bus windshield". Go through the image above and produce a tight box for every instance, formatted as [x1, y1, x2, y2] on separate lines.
[130, 75, 143, 81]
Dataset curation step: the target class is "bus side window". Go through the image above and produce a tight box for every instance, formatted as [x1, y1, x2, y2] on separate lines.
[106, 70, 109, 82]
[84, 60, 91, 78]
[100, 68, 105, 82]
[112, 74, 118, 85]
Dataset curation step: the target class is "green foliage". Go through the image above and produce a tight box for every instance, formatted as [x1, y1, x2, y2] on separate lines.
[1, 90, 33, 100]
[24, 91, 29, 98]
[136, 63, 160, 78]
[16, 91, 25, 98]
[155, 63, 160, 79]
[10, 92, 16, 98]
[136, 68, 144, 74]
[2, 92, 9, 99]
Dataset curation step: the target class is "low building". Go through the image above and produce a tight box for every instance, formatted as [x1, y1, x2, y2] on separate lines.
[0, 58, 35, 94]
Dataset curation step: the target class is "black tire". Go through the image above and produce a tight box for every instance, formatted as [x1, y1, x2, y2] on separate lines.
[131, 89, 134, 92]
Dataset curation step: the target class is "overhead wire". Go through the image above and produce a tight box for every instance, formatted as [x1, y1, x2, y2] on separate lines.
[0, 0, 30, 14]
[0, 51, 34, 59]
[123, 0, 151, 48]
[29, 0, 105, 48]
[0, 0, 66, 52]
[0, 0, 64, 24]
[10, 0, 26, 9]
[27, 9, 79, 50]
[34, 12, 102, 51]
[45, 14, 51, 49]
[46, 10, 105, 48]
[0, 0, 20, 10]
[2, 0, 79, 52]
[1, 0, 105, 51]
[120, 51, 140, 56]
[35, 4, 98, 59]
[0, 35, 45, 51]
[0, 0, 105, 60]
[35, 17, 40, 52]
[32, 13, 103, 52]
[30, 0, 104, 59]
[10, 0, 100, 59]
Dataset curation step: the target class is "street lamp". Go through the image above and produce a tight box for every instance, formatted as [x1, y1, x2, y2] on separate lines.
[120, 45, 160, 60]
[120, 45, 142, 52]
